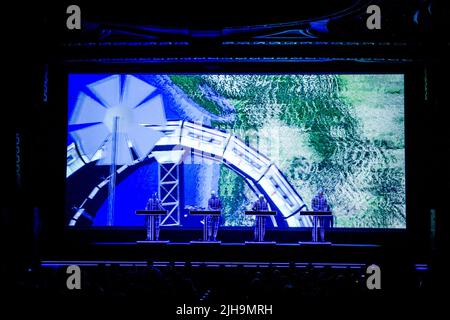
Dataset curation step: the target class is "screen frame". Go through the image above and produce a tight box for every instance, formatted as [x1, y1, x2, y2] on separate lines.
[41, 59, 426, 247]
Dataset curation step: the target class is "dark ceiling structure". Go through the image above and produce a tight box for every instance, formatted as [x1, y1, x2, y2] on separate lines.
[26, 1, 439, 50]
[15, 0, 440, 69]
[43, 0, 435, 42]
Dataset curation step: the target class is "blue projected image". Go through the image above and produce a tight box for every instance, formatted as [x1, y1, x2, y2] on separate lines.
[66, 74, 406, 229]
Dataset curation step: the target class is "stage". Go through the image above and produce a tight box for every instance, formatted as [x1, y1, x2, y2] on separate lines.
[40, 228, 413, 266]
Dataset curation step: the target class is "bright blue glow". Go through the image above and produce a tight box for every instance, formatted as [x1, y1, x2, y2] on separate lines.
[41, 261, 369, 268]
[94, 161, 159, 226]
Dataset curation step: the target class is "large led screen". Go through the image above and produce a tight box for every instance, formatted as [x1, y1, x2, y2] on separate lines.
[66, 74, 405, 228]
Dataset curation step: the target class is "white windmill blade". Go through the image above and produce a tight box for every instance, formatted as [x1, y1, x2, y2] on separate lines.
[98, 132, 134, 165]
[132, 94, 166, 125]
[70, 74, 168, 166]
[122, 75, 157, 109]
[87, 75, 121, 109]
[69, 92, 108, 125]
[127, 123, 164, 160]
[70, 123, 110, 160]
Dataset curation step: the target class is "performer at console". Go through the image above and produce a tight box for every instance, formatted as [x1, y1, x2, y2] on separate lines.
[146, 192, 164, 240]
[311, 189, 332, 241]
[252, 194, 270, 241]
[206, 190, 222, 241]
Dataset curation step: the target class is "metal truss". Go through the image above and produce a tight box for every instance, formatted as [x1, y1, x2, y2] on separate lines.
[158, 162, 180, 226]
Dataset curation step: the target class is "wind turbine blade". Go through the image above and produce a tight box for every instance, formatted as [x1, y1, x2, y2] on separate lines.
[87, 75, 121, 108]
[132, 94, 166, 126]
[122, 75, 157, 109]
[127, 124, 163, 159]
[98, 133, 133, 165]
[70, 123, 110, 159]
[69, 92, 107, 125]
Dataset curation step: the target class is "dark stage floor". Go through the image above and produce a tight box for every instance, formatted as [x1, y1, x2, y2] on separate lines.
[49, 241, 383, 264]
[39, 227, 421, 268]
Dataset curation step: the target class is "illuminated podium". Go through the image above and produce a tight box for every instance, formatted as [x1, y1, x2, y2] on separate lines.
[299, 211, 333, 245]
[189, 210, 221, 243]
[245, 211, 277, 244]
[135, 210, 169, 243]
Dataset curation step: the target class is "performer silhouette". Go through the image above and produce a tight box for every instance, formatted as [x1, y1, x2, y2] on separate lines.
[311, 189, 331, 241]
[146, 192, 164, 240]
[207, 190, 222, 241]
[252, 194, 270, 241]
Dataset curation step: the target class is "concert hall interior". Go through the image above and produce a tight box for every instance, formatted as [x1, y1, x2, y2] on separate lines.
[6, 0, 448, 311]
